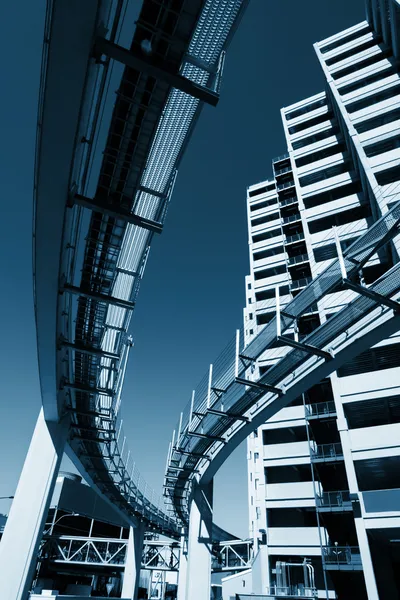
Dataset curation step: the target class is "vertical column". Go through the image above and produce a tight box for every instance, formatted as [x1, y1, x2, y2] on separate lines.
[177, 530, 188, 600]
[0, 408, 69, 600]
[185, 479, 213, 600]
[121, 521, 145, 599]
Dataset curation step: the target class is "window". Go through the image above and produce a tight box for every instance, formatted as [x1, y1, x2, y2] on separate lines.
[254, 264, 286, 281]
[252, 228, 282, 243]
[292, 127, 337, 150]
[303, 180, 362, 209]
[337, 342, 400, 377]
[250, 198, 278, 212]
[375, 164, 400, 186]
[319, 25, 371, 54]
[326, 37, 379, 66]
[254, 452, 259, 462]
[295, 143, 346, 168]
[313, 237, 358, 262]
[247, 282, 251, 289]
[299, 161, 350, 188]
[253, 245, 285, 262]
[255, 478, 259, 490]
[251, 211, 280, 227]
[332, 50, 390, 81]
[346, 83, 400, 114]
[249, 183, 275, 197]
[308, 204, 371, 234]
[254, 429, 258, 438]
[339, 65, 394, 96]
[256, 506, 261, 520]
[355, 107, 400, 134]
[248, 298, 252, 304]
[256, 285, 289, 302]
[364, 136, 400, 157]
[285, 98, 326, 121]
[249, 313, 253, 320]
[288, 112, 332, 135]
[249, 329, 254, 335]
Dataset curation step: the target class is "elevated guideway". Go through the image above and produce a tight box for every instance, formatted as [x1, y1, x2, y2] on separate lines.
[31, 0, 248, 540]
[165, 182, 400, 527]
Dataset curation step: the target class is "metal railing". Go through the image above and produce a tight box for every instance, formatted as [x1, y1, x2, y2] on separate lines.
[283, 213, 301, 225]
[290, 276, 313, 290]
[273, 152, 290, 163]
[305, 401, 336, 419]
[285, 232, 305, 244]
[277, 180, 295, 191]
[267, 586, 317, 598]
[280, 195, 298, 207]
[288, 253, 309, 265]
[316, 490, 351, 510]
[275, 165, 292, 176]
[310, 442, 344, 461]
[322, 545, 362, 568]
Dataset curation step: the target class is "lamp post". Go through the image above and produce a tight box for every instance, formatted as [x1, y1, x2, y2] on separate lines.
[44, 511, 80, 536]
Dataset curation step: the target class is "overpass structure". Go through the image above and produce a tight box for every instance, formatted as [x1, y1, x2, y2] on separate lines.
[1, 1, 400, 600]
[0, 0, 248, 598]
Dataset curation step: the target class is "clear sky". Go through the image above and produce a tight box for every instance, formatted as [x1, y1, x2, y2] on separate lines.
[0, 0, 365, 538]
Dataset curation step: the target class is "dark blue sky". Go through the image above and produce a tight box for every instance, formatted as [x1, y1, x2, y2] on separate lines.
[0, 0, 365, 537]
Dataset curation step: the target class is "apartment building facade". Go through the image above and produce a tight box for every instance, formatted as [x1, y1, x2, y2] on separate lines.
[245, 2, 400, 599]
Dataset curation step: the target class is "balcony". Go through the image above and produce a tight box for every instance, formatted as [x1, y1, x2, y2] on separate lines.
[288, 253, 309, 266]
[277, 180, 295, 191]
[273, 152, 290, 163]
[265, 585, 317, 598]
[305, 401, 336, 420]
[282, 213, 301, 225]
[290, 276, 312, 291]
[310, 442, 344, 463]
[285, 232, 305, 245]
[280, 195, 298, 208]
[316, 490, 352, 512]
[322, 546, 363, 570]
[275, 165, 292, 176]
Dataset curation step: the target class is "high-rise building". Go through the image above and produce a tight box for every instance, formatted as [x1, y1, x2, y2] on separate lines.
[245, 2, 400, 599]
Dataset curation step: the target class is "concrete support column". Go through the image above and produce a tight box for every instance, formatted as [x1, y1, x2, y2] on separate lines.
[0, 408, 69, 600]
[177, 531, 188, 600]
[186, 479, 213, 600]
[121, 521, 145, 599]
[354, 520, 380, 600]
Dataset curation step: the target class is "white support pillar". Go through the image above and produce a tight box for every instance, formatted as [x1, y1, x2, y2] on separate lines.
[0, 408, 69, 600]
[177, 531, 188, 600]
[121, 521, 146, 600]
[186, 479, 213, 600]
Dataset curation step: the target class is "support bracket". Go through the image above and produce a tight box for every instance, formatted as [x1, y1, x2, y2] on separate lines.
[343, 278, 400, 313]
[63, 283, 135, 311]
[188, 431, 225, 443]
[94, 37, 219, 106]
[71, 193, 163, 234]
[235, 376, 284, 396]
[277, 335, 334, 360]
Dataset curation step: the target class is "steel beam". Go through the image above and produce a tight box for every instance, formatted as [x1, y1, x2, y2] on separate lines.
[206, 408, 249, 423]
[187, 431, 225, 443]
[72, 193, 163, 233]
[94, 37, 219, 106]
[62, 381, 114, 396]
[60, 340, 120, 360]
[343, 278, 400, 313]
[235, 376, 284, 396]
[277, 335, 333, 360]
[63, 283, 135, 310]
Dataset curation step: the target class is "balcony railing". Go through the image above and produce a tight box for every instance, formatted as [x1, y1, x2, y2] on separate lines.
[288, 253, 309, 266]
[316, 490, 352, 511]
[266, 586, 317, 598]
[274, 165, 292, 176]
[322, 546, 362, 569]
[280, 195, 298, 207]
[290, 276, 312, 290]
[305, 401, 336, 419]
[272, 152, 290, 163]
[310, 442, 344, 462]
[277, 180, 295, 191]
[285, 232, 305, 245]
[283, 213, 301, 225]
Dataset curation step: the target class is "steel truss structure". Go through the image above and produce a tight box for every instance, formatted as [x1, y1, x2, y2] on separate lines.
[165, 182, 400, 528]
[39, 535, 252, 572]
[34, 0, 248, 539]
